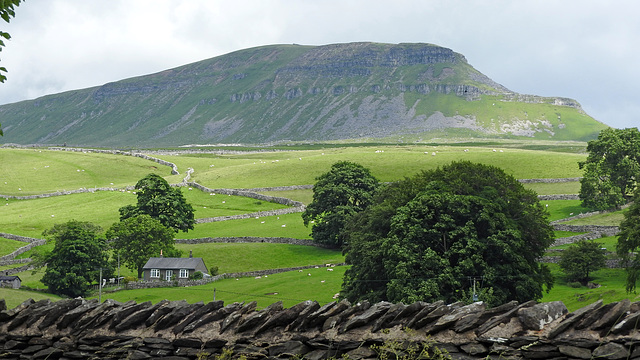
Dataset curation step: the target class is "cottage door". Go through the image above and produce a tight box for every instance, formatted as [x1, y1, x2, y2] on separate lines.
[165, 270, 173, 281]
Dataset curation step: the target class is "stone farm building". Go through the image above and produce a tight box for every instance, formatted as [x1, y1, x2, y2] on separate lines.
[142, 254, 208, 281]
[0, 276, 21, 289]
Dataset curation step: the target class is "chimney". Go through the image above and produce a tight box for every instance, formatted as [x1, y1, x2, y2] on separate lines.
[189, 250, 193, 258]
[160, 249, 163, 258]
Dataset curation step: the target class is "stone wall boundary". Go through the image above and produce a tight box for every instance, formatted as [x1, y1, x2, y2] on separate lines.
[48, 147, 181, 175]
[518, 177, 582, 183]
[175, 237, 331, 248]
[195, 207, 305, 224]
[538, 194, 580, 200]
[184, 181, 305, 208]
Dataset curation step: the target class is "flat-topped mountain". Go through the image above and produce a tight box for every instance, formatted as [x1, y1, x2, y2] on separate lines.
[0, 42, 607, 147]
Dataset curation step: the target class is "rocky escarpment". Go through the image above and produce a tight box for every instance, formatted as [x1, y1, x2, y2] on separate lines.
[0, 42, 605, 147]
[1, 297, 639, 359]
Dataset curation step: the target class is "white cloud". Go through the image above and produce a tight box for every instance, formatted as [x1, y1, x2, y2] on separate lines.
[0, 0, 638, 129]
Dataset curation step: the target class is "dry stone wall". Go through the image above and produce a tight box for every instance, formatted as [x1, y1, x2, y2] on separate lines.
[0, 297, 639, 359]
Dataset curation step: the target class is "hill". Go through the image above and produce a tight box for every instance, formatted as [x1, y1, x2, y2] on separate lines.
[0, 42, 607, 147]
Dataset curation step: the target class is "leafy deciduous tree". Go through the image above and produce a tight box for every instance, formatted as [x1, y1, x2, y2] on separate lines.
[559, 240, 606, 285]
[302, 161, 379, 247]
[616, 188, 640, 292]
[1, 0, 21, 85]
[579, 127, 640, 210]
[341, 161, 554, 306]
[39, 220, 112, 298]
[0, 0, 22, 136]
[107, 214, 180, 279]
[119, 173, 195, 233]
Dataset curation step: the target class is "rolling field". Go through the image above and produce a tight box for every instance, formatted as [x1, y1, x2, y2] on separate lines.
[0, 143, 633, 311]
[157, 145, 587, 189]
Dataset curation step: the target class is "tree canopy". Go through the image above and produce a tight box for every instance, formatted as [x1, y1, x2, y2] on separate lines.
[616, 187, 640, 293]
[341, 161, 554, 306]
[1, 0, 21, 85]
[39, 220, 112, 298]
[559, 240, 606, 285]
[302, 161, 379, 247]
[107, 214, 180, 279]
[579, 127, 640, 210]
[119, 173, 195, 233]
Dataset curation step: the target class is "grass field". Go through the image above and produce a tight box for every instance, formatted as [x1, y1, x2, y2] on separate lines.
[0, 144, 635, 312]
[90, 266, 347, 309]
[541, 265, 640, 312]
[0, 149, 171, 196]
[157, 145, 587, 189]
[174, 242, 344, 274]
[0, 288, 62, 309]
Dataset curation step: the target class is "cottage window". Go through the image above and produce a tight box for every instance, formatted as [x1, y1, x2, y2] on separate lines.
[179, 269, 189, 278]
[150, 269, 160, 278]
[165, 269, 173, 281]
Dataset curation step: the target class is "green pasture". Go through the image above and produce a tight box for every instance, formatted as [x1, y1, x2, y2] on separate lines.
[562, 208, 627, 226]
[0, 237, 27, 255]
[91, 266, 347, 309]
[176, 212, 311, 240]
[0, 149, 171, 196]
[259, 189, 314, 205]
[156, 145, 586, 189]
[0, 188, 292, 238]
[0, 288, 62, 309]
[1, 191, 134, 238]
[2, 144, 638, 312]
[175, 242, 344, 274]
[542, 199, 595, 222]
[523, 181, 580, 195]
[178, 187, 290, 218]
[541, 264, 640, 312]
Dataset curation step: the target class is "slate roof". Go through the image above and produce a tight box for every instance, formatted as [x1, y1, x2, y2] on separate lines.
[0, 276, 21, 281]
[142, 257, 205, 270]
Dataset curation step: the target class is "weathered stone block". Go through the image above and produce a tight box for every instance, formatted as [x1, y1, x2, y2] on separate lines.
[592, 342, 629, 359]
[558, 344, 592, 359]
[517, 301, 567, 330]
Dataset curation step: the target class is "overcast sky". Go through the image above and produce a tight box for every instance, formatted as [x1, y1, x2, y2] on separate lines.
[0, 0, 638, 129]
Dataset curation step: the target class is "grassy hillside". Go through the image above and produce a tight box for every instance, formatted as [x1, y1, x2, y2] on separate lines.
[0, 43, 607, 147]
[0, 143, 634, 312]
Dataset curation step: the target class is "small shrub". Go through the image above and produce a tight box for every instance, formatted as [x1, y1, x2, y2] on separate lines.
[209, 266, 219, 276]
[123, 276, 137, 284]
[567, 281, 582, 288]
[191, 271, 204, 280]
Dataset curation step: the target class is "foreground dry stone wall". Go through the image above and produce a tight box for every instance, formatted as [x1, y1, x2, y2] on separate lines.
[0, 297, 639, 359]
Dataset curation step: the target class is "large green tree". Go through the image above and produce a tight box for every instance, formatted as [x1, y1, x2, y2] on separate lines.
[341, 161, 554, 306]
[559, 240, 606, 285]
[119, 173, 195, 232]
[107, 214, 180, 279]
[579, 127, 640, 210]
[302, 161, 379, 248]
[616, 187, 640, 292]
[39, 221, 112, 298]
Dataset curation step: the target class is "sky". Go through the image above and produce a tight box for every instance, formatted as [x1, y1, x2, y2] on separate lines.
[0, 0, 638, 129]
